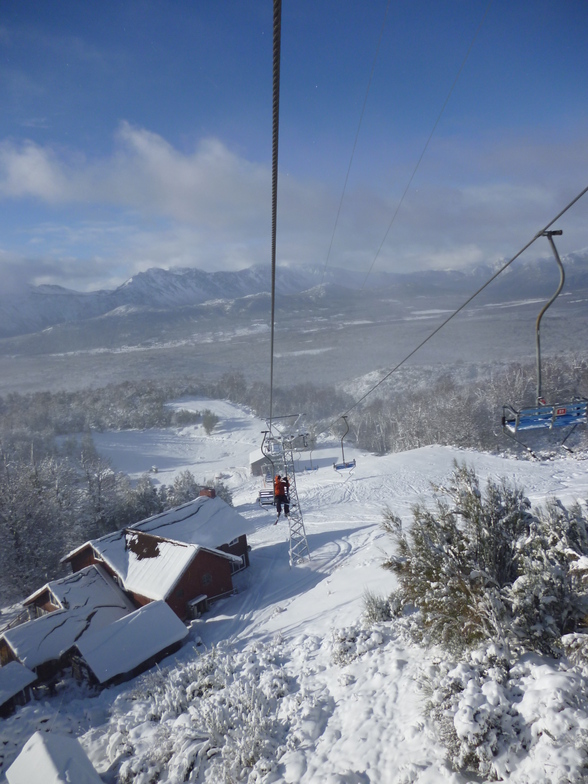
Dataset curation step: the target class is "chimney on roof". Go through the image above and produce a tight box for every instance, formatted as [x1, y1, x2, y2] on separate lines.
[199, 487, 216, 499]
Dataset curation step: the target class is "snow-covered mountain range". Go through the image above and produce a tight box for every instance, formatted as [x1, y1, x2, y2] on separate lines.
[0, 265, 380, 340]
[1, 251, 587, 397]
[2, 251, 588, 341]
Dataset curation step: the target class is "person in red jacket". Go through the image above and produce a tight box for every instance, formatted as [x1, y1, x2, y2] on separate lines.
[274, 474, 290, 522]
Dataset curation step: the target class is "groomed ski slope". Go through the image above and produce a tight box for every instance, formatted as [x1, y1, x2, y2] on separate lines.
[2, 398, 588, 783]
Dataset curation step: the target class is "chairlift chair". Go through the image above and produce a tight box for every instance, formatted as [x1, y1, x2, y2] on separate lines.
[502, 230, 588, 455]
[305, 445, 319, 471]
[333, 415, 357, 471]
[257, 488, 276, 508]
[257, 430, 277, 507]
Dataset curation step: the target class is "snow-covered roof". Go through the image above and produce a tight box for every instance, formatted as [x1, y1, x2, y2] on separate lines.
[23, 564, 135, 612]
[92, 530, 199, 601]
[91, 529, 241, 601]
[75, 600, 189, 684]
[0, 662, 37, 708]
[2, 568, 134, 670]
[60, 539, 93, 563]
[6, 731, 103, 784]
[129, 494, 256, 549]
[62, 496, 254, 567]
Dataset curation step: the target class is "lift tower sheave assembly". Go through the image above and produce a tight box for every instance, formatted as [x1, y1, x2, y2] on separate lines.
[261, 424, 311, 566]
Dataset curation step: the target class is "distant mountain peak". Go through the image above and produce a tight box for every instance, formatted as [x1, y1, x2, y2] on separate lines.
[1, 251, 588, 341]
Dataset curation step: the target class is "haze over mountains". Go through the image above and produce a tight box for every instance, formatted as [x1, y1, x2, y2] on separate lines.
[2, 251, 587, 340]
[1, 251, 587, 395]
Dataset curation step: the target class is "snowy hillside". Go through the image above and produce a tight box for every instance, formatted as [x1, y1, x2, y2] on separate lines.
[2, 399, 588, 782]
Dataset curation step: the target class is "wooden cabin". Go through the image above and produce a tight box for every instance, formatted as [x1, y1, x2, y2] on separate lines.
[62, 492, 254, 619]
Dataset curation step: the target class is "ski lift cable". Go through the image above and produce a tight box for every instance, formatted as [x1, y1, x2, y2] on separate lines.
[360, 0, 494, 290]
[269, 0, 282, 429]
[324, 183, 588, 430]
[320, 0, 392, 286]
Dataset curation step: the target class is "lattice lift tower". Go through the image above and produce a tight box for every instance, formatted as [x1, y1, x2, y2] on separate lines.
[261, 426, 311, 567]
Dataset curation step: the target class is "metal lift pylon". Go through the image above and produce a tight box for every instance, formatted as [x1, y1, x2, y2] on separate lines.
[262, 425, 311, 566]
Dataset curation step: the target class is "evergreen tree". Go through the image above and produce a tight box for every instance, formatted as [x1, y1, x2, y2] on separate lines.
[166, 470, 201, 507]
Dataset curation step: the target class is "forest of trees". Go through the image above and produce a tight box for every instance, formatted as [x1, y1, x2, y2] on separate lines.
[4, 355, 585, 458]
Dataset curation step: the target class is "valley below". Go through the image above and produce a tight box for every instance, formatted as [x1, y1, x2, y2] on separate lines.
[1, 274, 587, 397]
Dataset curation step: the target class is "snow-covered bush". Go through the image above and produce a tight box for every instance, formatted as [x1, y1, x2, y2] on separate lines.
[508, 500, 588, 655]
[427, 644, 588, 781]
[106, 642, 291, 783]
[426, 643, 524, 780]
[383, 463, 588, 655]
[383, 463, 530, 650]
[329, 625, 386, 666]
[362, 589, 392, 624]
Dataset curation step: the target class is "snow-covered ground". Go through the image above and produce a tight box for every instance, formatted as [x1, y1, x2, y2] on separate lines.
[2, 398, 588, 783]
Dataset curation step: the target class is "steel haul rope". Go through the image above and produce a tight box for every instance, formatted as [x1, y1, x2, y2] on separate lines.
[269, 0, 282, 429]
[321, 0, 392, 285]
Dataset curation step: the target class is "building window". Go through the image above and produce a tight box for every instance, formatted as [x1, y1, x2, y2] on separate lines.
[230, 556, 245, 574]
[228, 537, 239, 547]
[201, 573, 212, 586]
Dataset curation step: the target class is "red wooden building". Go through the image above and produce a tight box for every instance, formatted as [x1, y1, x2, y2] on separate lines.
[61, 491, 254, 620]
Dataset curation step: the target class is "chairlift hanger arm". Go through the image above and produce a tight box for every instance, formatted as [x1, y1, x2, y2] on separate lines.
[340, 415, 350, 463]
[260, 430, 276, 473]
[536, 230, 565, 404]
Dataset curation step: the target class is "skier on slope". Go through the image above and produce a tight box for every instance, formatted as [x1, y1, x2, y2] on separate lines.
[274, 474, 290, 523]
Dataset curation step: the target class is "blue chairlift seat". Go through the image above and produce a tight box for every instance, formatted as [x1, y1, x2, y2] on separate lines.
[333, 459, 356, 471]
[502, 400, 588, 433]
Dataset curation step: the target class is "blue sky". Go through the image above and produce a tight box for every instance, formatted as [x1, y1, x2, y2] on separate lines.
[0, 0, 587, 291]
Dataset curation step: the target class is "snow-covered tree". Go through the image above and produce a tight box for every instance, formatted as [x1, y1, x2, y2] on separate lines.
[201, 409, 220, 435]
[0, 455, 69, 598]
[165, 469, 201, 507]
[127, 474, 165, 521]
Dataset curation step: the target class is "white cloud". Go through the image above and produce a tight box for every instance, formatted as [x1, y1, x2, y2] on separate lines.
[0, 123, 587, 290]
[0, 123, 274, 226]
[0, 140, 70, 202]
